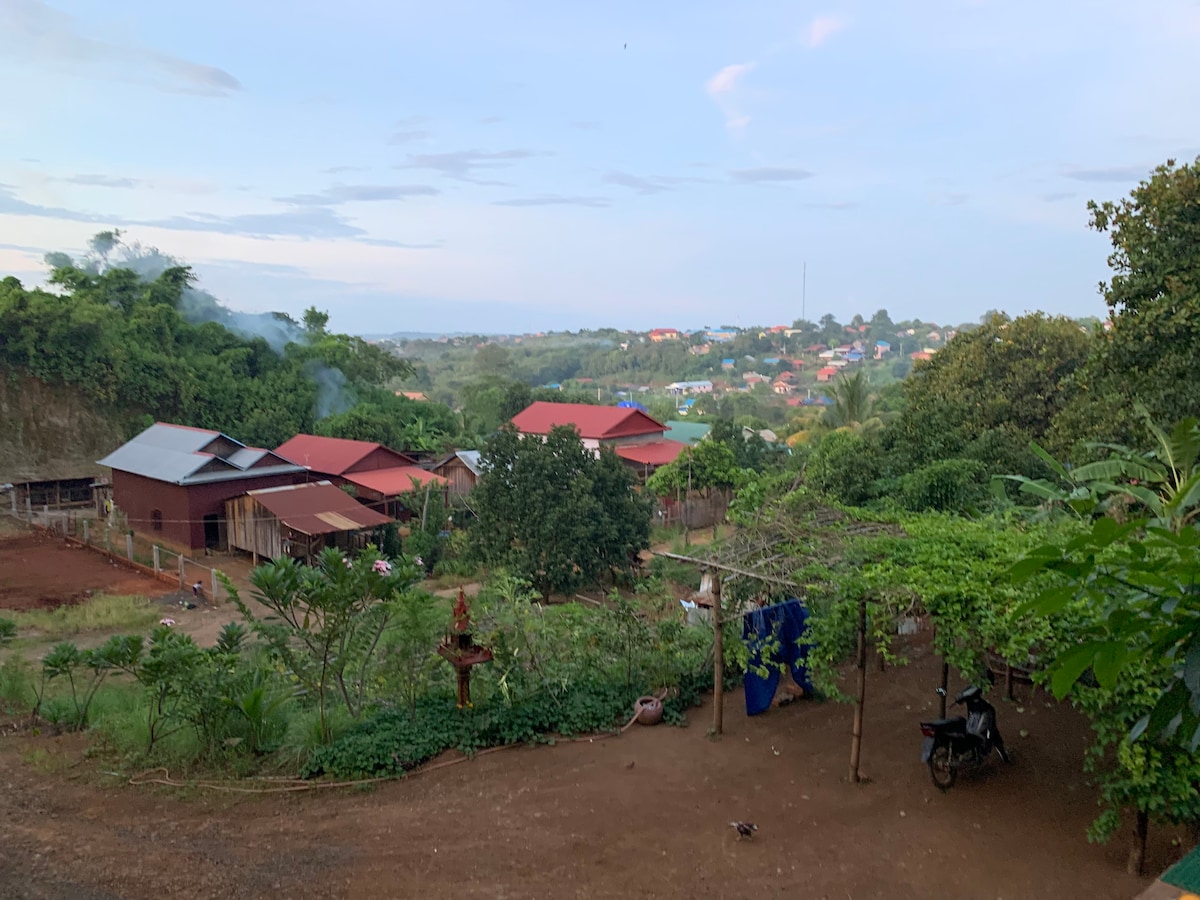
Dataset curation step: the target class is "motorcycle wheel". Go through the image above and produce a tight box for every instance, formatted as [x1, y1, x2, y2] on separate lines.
[929, 745, 956, 792]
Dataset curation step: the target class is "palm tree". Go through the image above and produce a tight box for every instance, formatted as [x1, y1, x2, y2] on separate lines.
[821, 370, 881, 431]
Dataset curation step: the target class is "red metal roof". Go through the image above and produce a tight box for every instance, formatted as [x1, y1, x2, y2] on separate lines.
[343, 466, 446, 497]
[275, 434, 415, 476]
[614, 440, 687, 467]
[510, 402, 666, 441]
[246, 482, 392, 537]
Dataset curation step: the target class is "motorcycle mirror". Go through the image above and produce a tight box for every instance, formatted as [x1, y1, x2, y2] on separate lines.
[935, 687, 947, 697]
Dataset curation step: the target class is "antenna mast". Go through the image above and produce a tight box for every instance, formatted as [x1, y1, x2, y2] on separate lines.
[802, 261, 807, 323]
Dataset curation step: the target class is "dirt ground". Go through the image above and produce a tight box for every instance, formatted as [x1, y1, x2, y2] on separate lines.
[0, 531, 172, 612]
[0, 634, 1180, 900]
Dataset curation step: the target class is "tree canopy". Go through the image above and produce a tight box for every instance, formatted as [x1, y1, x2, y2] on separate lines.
[469, 425, 652, 596]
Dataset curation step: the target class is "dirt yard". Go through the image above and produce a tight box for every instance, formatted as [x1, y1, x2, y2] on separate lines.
[0, 531, 172, 611]
[0, 634, 1179, 900]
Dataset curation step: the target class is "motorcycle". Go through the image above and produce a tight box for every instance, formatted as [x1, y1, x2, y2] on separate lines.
[919, 684, 1010, 791]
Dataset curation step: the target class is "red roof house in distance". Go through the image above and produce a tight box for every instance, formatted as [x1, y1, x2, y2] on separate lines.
[648, 327, 681, 342]
[509, 401, 686, 477]
[275, 434, 445, 517]
[816, 366, 839, 383]
[97, 422, 307, 550]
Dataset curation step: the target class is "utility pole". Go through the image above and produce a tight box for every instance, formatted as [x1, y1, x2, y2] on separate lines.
[802, 261, 807, 323]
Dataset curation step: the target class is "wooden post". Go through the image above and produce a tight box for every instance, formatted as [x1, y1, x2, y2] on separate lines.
[712, 572, 724, 736]
[125, 533, 134, 561]
[940, 661, 949, 718]
[1128, 809, 1149, 876]
[849, 595, 867, 783]
[153, 545, 160, 573]
[1005, 661, 1015, 701]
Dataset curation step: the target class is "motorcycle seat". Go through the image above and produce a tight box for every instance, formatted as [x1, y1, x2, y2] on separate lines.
[921, 717, 967, 729]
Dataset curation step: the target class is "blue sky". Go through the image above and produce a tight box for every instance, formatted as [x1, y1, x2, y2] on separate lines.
[1, 0, 1197, 335]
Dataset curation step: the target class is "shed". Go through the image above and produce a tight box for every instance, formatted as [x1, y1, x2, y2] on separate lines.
[433, 451, 483, 497]
[225, 481, 393, 564]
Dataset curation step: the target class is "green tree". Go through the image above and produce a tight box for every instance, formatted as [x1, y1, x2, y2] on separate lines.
[645, 439, 743, 500]
[821, 370, 880, 431]
[470, 425, 652, 595]
[1061, 157, 1200, 442]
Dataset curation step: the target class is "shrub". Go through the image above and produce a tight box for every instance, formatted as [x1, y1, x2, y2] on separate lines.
[807, 430, 881, 505]
[899, 458, 988, 512]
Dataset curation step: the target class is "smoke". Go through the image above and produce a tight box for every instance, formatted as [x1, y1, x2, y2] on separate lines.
[47, 234, 355, 421]
[307, 362, 355, 419]
[50, 237, 308, 352]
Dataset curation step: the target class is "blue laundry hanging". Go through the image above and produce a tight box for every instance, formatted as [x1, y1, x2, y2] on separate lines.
[742, 598, 814, 716]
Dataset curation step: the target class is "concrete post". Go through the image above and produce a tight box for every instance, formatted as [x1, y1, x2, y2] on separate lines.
[211, 569, 219, 604]
[125, 533, 134, 561]
[82, 519, 90, 544]
[26, 496, 32, 520]
[153, 545, 160, 573]
[178, 554, 185, 588]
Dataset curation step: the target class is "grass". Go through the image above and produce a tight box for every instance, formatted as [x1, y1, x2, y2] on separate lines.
[7, 593, 160, 640]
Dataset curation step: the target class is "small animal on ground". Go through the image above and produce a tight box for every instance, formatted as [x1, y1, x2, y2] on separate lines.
[731, 821, 757, 839]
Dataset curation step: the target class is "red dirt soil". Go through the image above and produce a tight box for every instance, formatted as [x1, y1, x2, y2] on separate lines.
[0, 531, 171, 611]
[0, 634, 1181, 900]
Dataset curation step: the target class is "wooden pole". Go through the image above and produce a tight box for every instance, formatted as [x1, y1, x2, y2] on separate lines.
[712, 572, 724, 736]
[1128, 809, 1149, 876]
[849, 595, 867, 783]
[940, 661, 949, 718]
[1005, 660, 1015, 701]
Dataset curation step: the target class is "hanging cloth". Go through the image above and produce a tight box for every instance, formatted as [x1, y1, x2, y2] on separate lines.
[742, 598, 814, 716]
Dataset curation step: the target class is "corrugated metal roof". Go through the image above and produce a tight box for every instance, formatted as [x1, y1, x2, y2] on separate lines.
[343, 466, 446, 497]
[275, 434, 415, 476]
[510, 402, 666, 441]
[247, 481, 392, 536]
[98, 423, 305, 485]
[455, 450, 483, 476]
[615, 440, 688, 466]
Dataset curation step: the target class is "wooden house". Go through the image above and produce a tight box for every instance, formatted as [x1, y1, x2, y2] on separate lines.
[225, 481, 392, 565]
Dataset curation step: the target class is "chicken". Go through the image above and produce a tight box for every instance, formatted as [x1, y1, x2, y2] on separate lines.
[730, 821, 758, 839]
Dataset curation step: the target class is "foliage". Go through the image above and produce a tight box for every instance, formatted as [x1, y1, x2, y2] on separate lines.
[0, 233, 428, 448]
[899, 458, 988, 512]
[1072, 156, 1200, 439]
[224, 547, 420, 743]
[820, 370, 881, 432]
[806, 430, 881, 505]
[378, 590, 449, 716]
[470, 425, 652, 596]
[0, 617, 15, 649]
[645, 439, 744, 499]
[889, 312, 1092, 469]
[305, 573, 710, 779]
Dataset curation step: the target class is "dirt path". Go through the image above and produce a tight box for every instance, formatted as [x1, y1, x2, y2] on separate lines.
[0, 635, 1177, 899]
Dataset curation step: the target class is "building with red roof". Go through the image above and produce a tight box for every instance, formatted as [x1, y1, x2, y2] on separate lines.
[226, 481, 393, 564]
[275, 434, 444, 518]
[648, 327, 681, 342]
[510, 402, 685, 477]
[816, 366, 839, 383]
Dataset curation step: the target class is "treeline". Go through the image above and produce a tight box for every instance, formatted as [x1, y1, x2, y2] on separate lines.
[0, 234, 454, 451]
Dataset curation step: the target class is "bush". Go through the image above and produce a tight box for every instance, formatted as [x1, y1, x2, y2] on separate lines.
[899, 458, 988, 512]
[807, 430, 881, 505]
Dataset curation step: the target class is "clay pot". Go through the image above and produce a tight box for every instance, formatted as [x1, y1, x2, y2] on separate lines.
[635, 696, 664, 726]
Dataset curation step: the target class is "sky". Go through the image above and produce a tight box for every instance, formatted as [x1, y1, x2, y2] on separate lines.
[1, 0, 1198, 336]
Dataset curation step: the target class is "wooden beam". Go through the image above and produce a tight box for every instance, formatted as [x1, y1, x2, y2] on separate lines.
[652, 551, 800, 589]
[712, 573, 723, 736]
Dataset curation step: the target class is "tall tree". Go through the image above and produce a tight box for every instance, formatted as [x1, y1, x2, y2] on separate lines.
[470, 426, 651, 596]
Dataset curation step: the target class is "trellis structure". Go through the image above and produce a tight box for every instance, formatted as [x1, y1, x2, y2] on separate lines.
[653, 497, 905, 782]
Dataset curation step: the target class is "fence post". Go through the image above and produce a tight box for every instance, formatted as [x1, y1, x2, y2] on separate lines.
[178, 554, 185, 588]
[9, 491, 15, 515]
[125, 533, 134, 561]
[153, 545, 160, 573]
[26, 496, 32, 519]
[211, 569, 219, 604]
[83, 518, 90, 544]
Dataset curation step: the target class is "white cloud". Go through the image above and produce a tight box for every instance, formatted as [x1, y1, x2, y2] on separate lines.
[805, 15, 849, 49]
[705, 62, 756, 132]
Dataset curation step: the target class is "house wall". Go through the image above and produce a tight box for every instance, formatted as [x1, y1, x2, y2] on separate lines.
[112, 469, 307, 550]
[434, 459, 477, 496]
[225, 495, 284, 560]
[344, 447, 416, 474]
[111, 471, 193, 549]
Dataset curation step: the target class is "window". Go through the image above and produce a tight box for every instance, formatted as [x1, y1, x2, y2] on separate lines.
[151, 510, 162, 532]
